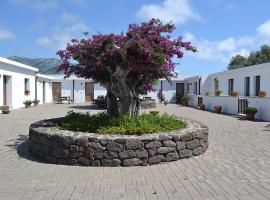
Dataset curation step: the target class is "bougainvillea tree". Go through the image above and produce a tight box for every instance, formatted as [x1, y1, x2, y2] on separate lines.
[57, 19, 196, 116]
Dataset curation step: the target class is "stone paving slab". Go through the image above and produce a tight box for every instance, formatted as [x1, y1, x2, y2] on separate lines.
[0, 103, 270, 200]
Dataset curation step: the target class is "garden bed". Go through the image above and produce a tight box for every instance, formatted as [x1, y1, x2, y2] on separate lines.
[29, 115, 209, 167]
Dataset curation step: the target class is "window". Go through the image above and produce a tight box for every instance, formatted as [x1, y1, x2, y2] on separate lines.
[214, 78, 219, 94]
[24, 78, 30, 95]
[255, 76, 260, 96]
[245, 77, 250, 96]
[187, 83, 190, 94]
[228, 79, 234, 95]
[194, 82, 197, 94]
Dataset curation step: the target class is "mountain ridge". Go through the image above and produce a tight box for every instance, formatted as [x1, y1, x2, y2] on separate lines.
[7, 56, 63, 74]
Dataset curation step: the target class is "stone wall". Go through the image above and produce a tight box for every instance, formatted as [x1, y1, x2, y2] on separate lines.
[29, 119, 208, 167]
[140, 101, 156, 109]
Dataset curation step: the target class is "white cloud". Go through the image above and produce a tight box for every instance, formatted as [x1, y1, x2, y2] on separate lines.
[61, 12, 81, 23]
[230, 48, 250, 58]
[183, 18, 270, 63]
[217, 37, 236, 52]
[36, 21, 89, 50]
[257, 19, 270, 36]
[136, 0, 201, 25]
[0, 27, 16, 41]
[8, 0, 58, 11]
[36, 37, 51, 47]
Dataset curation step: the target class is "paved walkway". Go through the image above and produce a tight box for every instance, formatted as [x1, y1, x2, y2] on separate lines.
[0, 103, 270, 200]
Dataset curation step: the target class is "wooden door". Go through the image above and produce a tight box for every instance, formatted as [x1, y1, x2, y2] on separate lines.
[52, 82, 61, 101]
[176, 83, 185, 104]
[3, 75, 7, 105]
[85, 82, 94, 102]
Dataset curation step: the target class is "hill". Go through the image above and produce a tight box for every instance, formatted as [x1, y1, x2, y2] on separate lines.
[8, 56, 63, 74]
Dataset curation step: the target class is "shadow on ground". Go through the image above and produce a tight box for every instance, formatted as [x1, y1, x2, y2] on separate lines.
[69, 105, 106, 111]
[5, 134, 36, 161]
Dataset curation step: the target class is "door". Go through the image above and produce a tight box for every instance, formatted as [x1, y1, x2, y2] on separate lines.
[85, 82, 94, 102]
[176, 83, 185, 104]
[3, 75, 7, 105]
[42, 81, 46, 103]
[52, 82, 61, 101]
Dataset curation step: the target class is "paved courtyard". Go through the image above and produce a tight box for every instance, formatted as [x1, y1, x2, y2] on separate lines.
[0, 103, 270, 200]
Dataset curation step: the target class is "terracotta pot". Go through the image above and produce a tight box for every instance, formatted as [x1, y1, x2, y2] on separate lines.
[1, 106, 10, 114]
[199, 105, 205, 110]
[216, 91, 222, 96]
[215, 106, 222, 114]
[245, 113, 255, 121]
[259, 92, 267, 97]
[181, 101, 188, 107]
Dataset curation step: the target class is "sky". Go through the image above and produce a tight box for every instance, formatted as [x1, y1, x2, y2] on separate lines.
[1, 0, 270, 77]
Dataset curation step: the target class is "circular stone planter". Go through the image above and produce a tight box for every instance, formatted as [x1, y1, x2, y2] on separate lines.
[29, 118, 209, 167]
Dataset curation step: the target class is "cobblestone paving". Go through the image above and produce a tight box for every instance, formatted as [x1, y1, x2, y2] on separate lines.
[0, 103, 270, 200]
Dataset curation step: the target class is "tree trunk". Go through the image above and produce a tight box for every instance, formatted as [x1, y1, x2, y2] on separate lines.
[106, 90, 119, 116]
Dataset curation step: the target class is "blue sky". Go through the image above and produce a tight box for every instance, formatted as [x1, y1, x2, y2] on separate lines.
[1, 0, 270, 77]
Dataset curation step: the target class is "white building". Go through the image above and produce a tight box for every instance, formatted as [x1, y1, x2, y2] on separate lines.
[50, 75, 106, 103]
[187, 62, 270, 121]
[0, 57, 38, 109]
[36, 74, 53, 104]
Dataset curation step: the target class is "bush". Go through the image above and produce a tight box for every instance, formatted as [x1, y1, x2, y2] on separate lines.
[23, 100, 32, 106]
[181, 95, 190, 103]
[57, 111, 186, 135]
[244, 107, 257, 114]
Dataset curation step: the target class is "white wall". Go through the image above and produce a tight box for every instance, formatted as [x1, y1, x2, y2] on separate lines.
[247, 97, 270, 121]
[0, 62, 36, 109]
[94, 83, 106, 98]
[202, 62, 270, 97]
[51, 77, 95, 103]
[142, 80, 184, 103]
[36, 77, 52, 104]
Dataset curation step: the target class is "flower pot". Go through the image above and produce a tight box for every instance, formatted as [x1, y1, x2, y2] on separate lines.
[34, 103, 38, 106]
[259, 91, 267, 97]
[199, 105, 205, 110]
[215, 106, 222, 114]
[1, 106, 10, 114]
[245, 113, 255, 121]
[215, 91, 222, 96]
[25, 104, 31, 108]
[181, 101, 188, 107]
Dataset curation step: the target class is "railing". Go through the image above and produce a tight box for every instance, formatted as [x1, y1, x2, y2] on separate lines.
[238, 98, 248, 114]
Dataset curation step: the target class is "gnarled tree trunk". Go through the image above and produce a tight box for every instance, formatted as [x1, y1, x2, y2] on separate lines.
[106, 89, 119, 116]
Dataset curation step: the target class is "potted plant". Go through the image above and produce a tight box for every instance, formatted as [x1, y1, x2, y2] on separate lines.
[1, 106, 10, 114]
[23, 100, 32, 108]
[181, 95, 190, 107]
[215, 90, 222, 96]
[150, 111, 159, 115]
[259, 91, 267, 97]
[244, 107, 257, 121]
[231, 91, 239, 97]
[33, 99, 40, 106]
[215, 105, 222, 114]
[205, 91, 210, 96]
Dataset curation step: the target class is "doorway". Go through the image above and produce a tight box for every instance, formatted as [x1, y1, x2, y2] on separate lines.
[3, 75, 8, 105]
[85, 82, 94, 102]
[42, 81, 46, 103]
[176, 83, 185, 104]
[52, 82, 61, 101]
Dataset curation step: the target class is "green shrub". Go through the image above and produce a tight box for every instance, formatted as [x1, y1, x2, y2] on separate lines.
[244, 107, 257, 114]
[181, 95, 190, 103]
[57, 111, 186, 135]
